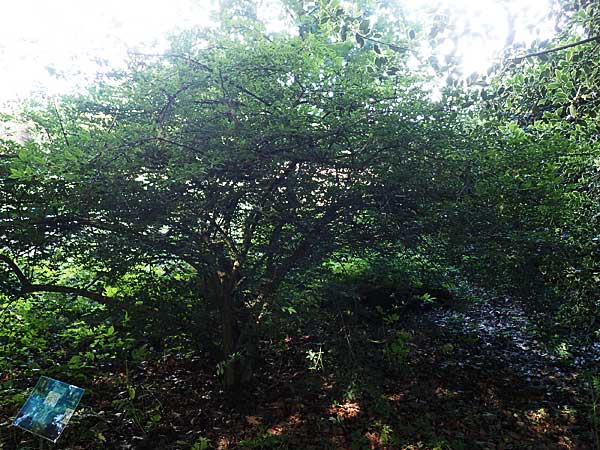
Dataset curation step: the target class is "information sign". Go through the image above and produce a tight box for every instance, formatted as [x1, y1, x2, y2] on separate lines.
[13, 376, 84, 443]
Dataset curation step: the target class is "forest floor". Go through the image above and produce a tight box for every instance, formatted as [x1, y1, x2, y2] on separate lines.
[2, 296, 599, 450]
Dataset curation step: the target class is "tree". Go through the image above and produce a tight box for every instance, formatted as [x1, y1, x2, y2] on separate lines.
[440, 0, 600, 331]
[1, 6, 473, 387]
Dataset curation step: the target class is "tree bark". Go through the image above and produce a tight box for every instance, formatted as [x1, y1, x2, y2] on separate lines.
[211, 261, 256, 389]
[216, 275, 240, 387]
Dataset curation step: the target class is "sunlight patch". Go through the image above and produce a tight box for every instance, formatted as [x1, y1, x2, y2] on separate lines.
[327, 400, 361, 419]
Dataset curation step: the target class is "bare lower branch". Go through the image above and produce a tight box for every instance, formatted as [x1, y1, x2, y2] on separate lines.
[24, 283, 112, 305]
[0, 252, 113, 305]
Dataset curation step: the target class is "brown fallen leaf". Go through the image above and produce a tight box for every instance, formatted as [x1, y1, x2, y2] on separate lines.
[245, 415, 262, 427]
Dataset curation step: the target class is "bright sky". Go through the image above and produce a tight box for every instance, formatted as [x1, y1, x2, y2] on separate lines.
[0, 0, 214, 103]
[0, 0, 556, 105]
[402, 0, 556, 76]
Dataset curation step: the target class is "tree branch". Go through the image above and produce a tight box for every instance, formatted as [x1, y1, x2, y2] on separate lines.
[0, 252, 113, 305]
[260, 197, 344, 299]
[24, 283, 112, 305]
[128, 52, 213, 72]
[513, 35, 600, 61]
[52, 100, 70, 146]
[241, 161, 298, 258]
[0, 253, 29, 286]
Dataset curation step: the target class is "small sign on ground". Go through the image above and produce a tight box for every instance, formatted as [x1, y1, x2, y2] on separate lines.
[13, 376, 84, 443]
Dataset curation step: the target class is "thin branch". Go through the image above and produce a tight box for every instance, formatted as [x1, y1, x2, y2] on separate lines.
[234, 84, 273, 107]
[0, 253, 29, 286]
[157, 84, 191, 129]
[355, 32, 407, 53]
[128, 52, 213, 72]
[513, 35, 600, 61]
[0, 253, 113, 305]
[27, 214, 210, 268]
[52, 100, 70, 146]
[241, 161, 298, 258]
[260, 197, 345, 299]
[207, 213, 240, 258]
[24, 284, 112, 305]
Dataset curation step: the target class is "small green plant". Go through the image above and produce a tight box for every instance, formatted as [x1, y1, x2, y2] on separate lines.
[329, 412, 345, 426]
[131, 344, 150, 363]
[418, 292, 436, 305]
[554, 342, 573, 362]
[191, 435, 211, 450]
[384, 330, 411, 367]
[371, 421, 395, 446]
[440, 343, 455, 355]
[216, 351, 241, 376]
[306, 347, 324, 372]
[280, 305, 297, 315]
[112, 397, 146, 434]
[148, 408, 162, 427]
[380, 424, 393, 446]
[376, 306, 401, 325]
[344, 373, 362, 401]
[111, 361, 163, 435]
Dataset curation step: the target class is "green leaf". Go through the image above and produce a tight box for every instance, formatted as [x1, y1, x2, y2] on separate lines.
[375, 56, 387, 68]
[355, 33, 365, 47]
[569, 103, 577, 117]
[68, 355, 82, 368]
[128, 386, 136, 400]
[359, 19, 370, 34]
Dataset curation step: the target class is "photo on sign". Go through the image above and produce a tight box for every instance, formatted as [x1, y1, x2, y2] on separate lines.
[13, 376, 84, 443]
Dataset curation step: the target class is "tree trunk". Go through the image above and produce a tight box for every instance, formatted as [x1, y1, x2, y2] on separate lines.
[217, 280, 240, 387]
[212, 265, 256, 389]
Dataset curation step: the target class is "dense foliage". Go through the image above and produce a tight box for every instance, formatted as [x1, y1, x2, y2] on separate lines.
[1, 4, 476, 385]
